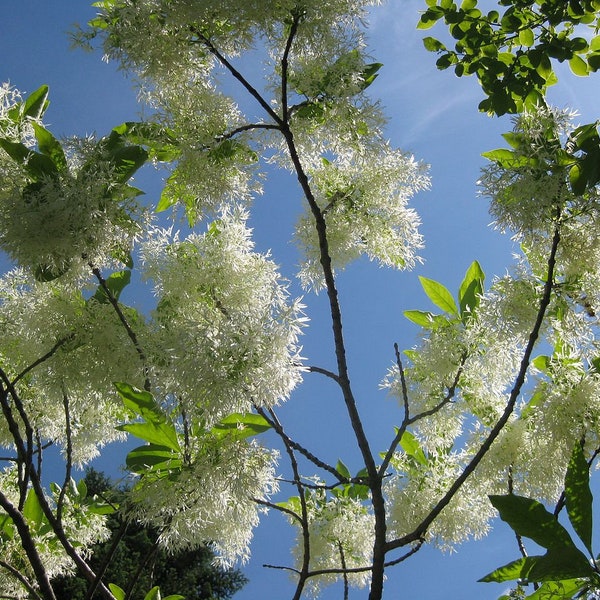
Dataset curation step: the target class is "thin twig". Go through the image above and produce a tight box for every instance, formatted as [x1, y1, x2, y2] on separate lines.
[308, 365, 341, 384]
[12, 335, 74, 386]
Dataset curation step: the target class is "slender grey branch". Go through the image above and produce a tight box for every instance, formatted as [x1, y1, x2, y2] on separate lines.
[256, 405, 345, 482]
[378, 354, 466, 482]
[253, 497, 303, 524]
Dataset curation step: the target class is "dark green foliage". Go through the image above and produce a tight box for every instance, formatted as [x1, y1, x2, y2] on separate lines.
[51, 469, 247, 600]
[419, 0, 600, 115]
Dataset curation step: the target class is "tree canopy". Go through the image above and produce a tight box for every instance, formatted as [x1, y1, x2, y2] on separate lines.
[1, 1, 600, 599]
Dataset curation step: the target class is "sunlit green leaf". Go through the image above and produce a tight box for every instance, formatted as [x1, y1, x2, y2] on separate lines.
[22, 84, 50, 120]
[22, 488, 44, 530]
[403, 309, 441, 328]
[211, 412, 271, 439]
[458, 260, 485, 317]
[31, 122, 67, 171]
[419, 276, 458, 315]
[109, 584, 126, 600]
[569, 54, 589, 76]
[400, 430, 428, 466]
[336, 459, 351, 479]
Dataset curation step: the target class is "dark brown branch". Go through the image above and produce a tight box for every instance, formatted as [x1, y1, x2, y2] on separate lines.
[190, 29, 283, 127]
[57, 389, 73, 521]
[308, 365, 341, 384]
[91, 265, 151, 391]
[0, 493, 56, 599]
[0, 559, 43, 600]
[12, 335, 74, 386]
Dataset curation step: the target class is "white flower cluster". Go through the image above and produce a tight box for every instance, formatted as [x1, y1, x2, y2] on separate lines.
[385, 451, 496, 551]
[127, 435, 278, 566]
[291, 491, 374, 595]
[0, 84, 148, 283]
[0, 467, 109, 598]
[141, 208, 305, 425]
[296, 147, 429, 290]
[0, 268, 146, 464]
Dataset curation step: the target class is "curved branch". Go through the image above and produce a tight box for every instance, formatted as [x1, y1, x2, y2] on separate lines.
[387, 223, 561, 552]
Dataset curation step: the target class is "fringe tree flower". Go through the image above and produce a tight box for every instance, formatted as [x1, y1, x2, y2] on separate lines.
[296, 146, 428, 290]
[0, 85, 149, 283]
[141, 207, 305, 424]
[0, 268, 146, 464]
[290, 490, 375, 595]
[127, 435, 278, 566]
[0, 467, 110, 598]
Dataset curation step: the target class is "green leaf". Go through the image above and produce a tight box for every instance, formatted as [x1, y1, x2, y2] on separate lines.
[109, 144, 149, 183]
[419, 276, 458, 315]
[478, 556, 539, 582]
[143, 585, 162, 600]
[211, 412, 272, 440]
[92, 270, 131, 304]
[118, 422, 181, 453]
[31, 122, 67, 171]
[527, 546, 593, 581]
[109, 584, 126, 600]
[22, 488, 44, 530]
[76, 478, 88, 499]
[114, 383, 180, 452]
[569, 162, 586, 195]
[400, 430, 428, 466]
[336, 459, 351, 479]
[0, 513, 14, 540]
[525, 579, 586, 599]
[125, 443, 182, 474]
[403, 309, 441, 328]
[489, 494, 574, 550]
[0, 138, 31, 163]
[360, 62, 383, 90]
[532, 355, 550, 372]
[482, 148, 517, 164]
[22, 85, 50, 120]
[111, 121, 179, 162]
[423, 37, 446, 52]
[26, 151, 59, 180]
[564, 443, 593, 554]
[519, 28, 535, 47]
[458, 260, 485, 317]
[569, 54, 589, 76]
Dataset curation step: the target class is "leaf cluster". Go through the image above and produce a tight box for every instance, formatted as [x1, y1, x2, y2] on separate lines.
[480, 444, 600, 599]
[419, 0, 600, 114]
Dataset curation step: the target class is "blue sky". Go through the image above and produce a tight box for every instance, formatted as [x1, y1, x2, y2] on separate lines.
[2, 2, 600, 599]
